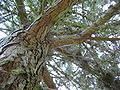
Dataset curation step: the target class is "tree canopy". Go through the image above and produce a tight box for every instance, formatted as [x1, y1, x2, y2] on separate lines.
[0, 0, 120, 90]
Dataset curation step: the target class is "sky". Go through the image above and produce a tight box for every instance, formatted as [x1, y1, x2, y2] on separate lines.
[0, 31, 6, 39]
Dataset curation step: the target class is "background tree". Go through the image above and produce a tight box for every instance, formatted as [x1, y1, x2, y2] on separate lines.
[0, 0, 120, 90]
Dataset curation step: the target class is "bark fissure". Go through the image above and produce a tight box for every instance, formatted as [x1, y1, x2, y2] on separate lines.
[0, 35, 50, 90]
[1, 0, 120, 90]
[0, 0, 81, 89]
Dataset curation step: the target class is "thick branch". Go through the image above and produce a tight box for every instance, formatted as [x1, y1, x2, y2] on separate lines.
[0, 0, 81, 89]
[51, 36, 120, 47]
[25, 0, 80, 43]
[51, 2, 120, 47]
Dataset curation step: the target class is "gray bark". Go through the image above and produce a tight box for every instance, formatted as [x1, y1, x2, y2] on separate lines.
[0, 31, 50, 90]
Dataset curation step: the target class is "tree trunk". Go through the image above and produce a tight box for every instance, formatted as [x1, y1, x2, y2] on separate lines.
[1, 0, 120, 90]
[0, 32, 50, 90]
[0, 0, 79, 89]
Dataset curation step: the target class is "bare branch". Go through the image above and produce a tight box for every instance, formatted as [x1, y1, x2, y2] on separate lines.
[51, 2, 120, 47]
[15, 0, 29, 26]
[81, 2, 120, 38]
[90, 37, 120, 41]
[51, 36, 120, 47]
[43, 65, 56, 89]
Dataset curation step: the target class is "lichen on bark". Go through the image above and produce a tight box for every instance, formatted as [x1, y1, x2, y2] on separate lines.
[0, 33, 50, 90]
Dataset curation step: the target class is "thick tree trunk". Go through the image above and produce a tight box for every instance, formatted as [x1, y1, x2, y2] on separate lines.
[0, 33, 50, 90]
[1, 0, 120, 90]
[0, 0, 79, 89]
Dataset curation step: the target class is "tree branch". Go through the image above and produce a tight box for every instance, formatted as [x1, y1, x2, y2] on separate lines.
[15, 0, 29, 26]
[25, 0, 80, 43]
[90, 37, 120, 41]
[56, 47, 120, 90]
[80, 2, 120, 38]
[42, 65, 56, 89]
[51, 2, 120, 47]
[55, 47, 101, 76]
[51, 36, 120, 47]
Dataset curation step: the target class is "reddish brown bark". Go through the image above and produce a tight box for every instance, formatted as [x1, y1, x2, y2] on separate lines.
[43, 66, 56, 89]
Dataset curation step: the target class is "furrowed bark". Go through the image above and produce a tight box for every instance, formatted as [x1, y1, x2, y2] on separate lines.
[0, 0, 79, 90]
[15, 0, 56, 89]
[0, 37, 50, 90]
